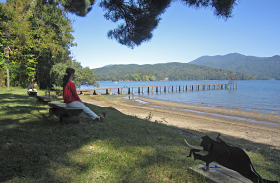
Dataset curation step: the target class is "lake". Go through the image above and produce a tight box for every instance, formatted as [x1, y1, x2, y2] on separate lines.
[80, 80, 280, 115]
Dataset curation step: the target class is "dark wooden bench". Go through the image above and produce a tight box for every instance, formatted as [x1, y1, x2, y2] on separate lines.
[27, 91, 37, 97]
[48, 102, 83, 124]
[36, 96, 52, 104]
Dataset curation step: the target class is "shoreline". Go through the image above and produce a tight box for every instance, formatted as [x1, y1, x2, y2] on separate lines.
[137, 97, 280, 125]
[82, 95, 280, 149]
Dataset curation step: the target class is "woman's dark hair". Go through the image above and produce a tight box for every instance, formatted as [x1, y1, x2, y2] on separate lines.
[63, 68, 75, 89]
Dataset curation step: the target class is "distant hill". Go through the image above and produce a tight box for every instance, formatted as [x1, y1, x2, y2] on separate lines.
[92, 62, 255, 81]
[190, 53, 280, 80]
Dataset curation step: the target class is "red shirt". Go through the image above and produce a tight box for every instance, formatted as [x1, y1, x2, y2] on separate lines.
[63, 81, 81, 103]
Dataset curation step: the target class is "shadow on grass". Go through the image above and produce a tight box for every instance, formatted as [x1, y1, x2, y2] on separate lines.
[0, 93, 279, 182]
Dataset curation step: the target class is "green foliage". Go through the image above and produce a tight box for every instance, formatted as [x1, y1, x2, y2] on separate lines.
[50, 62, 67, 87]
[50, 60, 99, 89]
[92, 62, 255, 81]
[0, 0, 76, 88]
[190, 53, 280, 80]
[126, 72, 158, 81]
[75, 66, 99, 89]
[61, 0, 96, 17]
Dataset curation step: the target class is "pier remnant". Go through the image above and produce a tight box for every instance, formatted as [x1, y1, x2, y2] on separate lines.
[77, 83, 235, 95]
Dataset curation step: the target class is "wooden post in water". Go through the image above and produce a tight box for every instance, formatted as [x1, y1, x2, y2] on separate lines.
[176, 86, 178, 92]
[121, 88, 123, 94]
[132, 88, 134, 94]
[110, 89, 112, 95]
[168, 86, 170, 92]
[142, 87, 144, 94]
[152, 87, 153, 93]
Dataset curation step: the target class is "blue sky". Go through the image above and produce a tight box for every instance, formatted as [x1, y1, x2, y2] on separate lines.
[70, 0, 280, 69]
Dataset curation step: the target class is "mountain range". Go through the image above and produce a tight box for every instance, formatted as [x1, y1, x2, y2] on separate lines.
[92, 62, 254, 81]
[190, 53, 280, 80]
[92, 53, 279, 81]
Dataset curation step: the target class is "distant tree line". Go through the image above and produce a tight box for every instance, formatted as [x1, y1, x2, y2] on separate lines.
[92, 63, 255, 81]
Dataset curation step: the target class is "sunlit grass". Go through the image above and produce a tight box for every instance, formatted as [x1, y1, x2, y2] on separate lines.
[0, 88, 279, 182]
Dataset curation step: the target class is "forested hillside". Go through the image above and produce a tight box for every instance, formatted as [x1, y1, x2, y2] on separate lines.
[92, 62, 255, 81]
[190, 53, 280, 80]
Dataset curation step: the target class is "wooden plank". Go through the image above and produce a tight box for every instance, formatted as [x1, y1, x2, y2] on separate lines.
[48, 102, 83, 116]
[189, 164, 252, 183]
[36, 96, 52, 101]
[27, 91, 37, 96]
[36, 96, 52, 104]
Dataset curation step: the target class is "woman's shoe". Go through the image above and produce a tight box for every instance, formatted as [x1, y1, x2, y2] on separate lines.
[99, 112, 106, 120]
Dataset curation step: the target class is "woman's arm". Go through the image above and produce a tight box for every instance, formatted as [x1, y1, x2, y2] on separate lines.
[69, 82, 82, 102]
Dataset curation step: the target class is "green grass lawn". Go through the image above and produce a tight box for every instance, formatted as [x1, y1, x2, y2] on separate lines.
[0, 88, 279, 182]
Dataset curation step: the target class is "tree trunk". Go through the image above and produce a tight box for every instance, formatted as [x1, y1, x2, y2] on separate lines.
[4, 43, 9, 90]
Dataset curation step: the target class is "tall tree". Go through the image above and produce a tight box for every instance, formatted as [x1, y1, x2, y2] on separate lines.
[0, 0, 76, 88]
[50, 60, 99, 89]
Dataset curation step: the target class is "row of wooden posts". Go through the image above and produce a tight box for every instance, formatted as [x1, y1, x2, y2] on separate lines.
[78, 83, 237, 95]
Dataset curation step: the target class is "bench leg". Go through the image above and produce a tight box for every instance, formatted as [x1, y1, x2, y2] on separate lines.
[37, 98, 42, 104]
[60, 114, 80, 124]
[49, 108, 80, 124]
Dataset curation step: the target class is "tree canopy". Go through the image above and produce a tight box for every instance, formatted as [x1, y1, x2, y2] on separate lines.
[50, 60, 99, 89]
[62, 0, 238, 48]
[0, 0, 99, 89]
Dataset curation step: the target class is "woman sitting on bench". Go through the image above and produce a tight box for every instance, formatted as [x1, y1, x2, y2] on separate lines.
[63, 68, 105, 121]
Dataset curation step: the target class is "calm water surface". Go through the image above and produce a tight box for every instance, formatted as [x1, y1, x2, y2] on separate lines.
[80, 80, 280, 115]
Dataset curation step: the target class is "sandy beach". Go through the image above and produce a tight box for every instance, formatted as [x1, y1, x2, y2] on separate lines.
[82, 95, 280, 149]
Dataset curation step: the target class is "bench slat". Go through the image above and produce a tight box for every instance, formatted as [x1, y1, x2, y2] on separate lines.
[48, 102, 83, 116]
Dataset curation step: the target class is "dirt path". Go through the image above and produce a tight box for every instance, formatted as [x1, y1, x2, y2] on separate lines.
[82, 95, 280, 149]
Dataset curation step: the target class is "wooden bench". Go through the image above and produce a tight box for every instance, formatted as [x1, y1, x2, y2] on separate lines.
[48, 102, 83, 124]
[36, 96, 52, 105]
[27, 91, 37, 97]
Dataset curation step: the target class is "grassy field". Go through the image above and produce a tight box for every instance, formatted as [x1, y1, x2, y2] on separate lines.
[0, 88, 279, 182]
